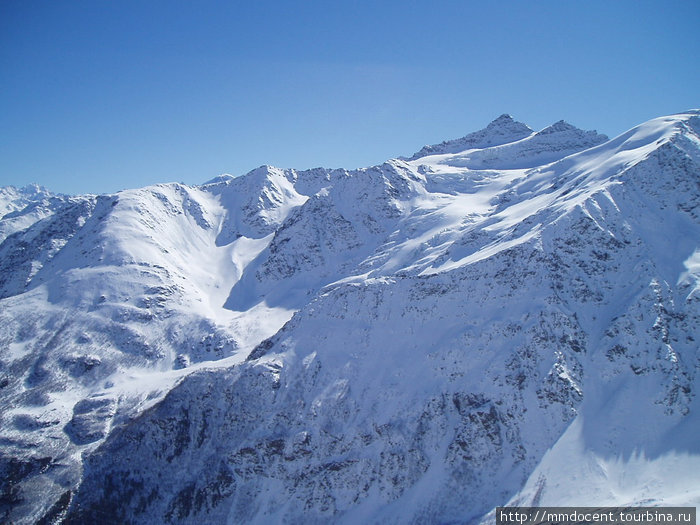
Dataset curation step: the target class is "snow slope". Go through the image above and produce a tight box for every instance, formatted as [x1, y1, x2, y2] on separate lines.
[0, 111, 698, 524]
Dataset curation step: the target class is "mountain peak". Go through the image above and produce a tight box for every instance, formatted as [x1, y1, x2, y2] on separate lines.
[538, 119, 577, 134]
[482, 113, 533, 137]
[203, 173, 235, 184]
[530, 119, 609, 150]
[486, 113, 516, 128]
[490, 113, 514, 123]
[0, 183, 57, 222]
[409, 114, 533, 159]
[536, 119, 604, 137]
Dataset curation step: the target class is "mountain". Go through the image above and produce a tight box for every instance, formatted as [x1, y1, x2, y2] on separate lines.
[0, 111, 698, 524]
[408, 114, 536, 159]
[0, 184, 68, 244]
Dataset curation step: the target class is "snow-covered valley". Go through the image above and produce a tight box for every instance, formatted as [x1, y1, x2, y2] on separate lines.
[1, 111, 698, 524]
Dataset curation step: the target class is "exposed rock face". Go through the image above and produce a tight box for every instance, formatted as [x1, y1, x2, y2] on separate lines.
[1, 111, 699, 523]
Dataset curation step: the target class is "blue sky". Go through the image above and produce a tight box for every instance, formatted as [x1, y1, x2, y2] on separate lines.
[1, 0, 698, 195]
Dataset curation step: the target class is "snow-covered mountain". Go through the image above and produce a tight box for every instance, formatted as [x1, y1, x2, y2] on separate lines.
[0, 184, 68, 244]
[1, 111, 698, 524]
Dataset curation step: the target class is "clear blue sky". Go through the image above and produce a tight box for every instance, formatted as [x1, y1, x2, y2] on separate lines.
[1, 0, 698, 195]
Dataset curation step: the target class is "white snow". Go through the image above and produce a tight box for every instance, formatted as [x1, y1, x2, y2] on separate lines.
[508, 416, 700, 508]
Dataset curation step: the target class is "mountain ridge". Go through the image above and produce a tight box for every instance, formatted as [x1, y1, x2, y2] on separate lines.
[0, 110, 698, 524]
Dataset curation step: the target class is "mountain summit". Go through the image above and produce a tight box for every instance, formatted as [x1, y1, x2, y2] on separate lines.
[1, 111, 699, 524]
[409, 113, 534, 159]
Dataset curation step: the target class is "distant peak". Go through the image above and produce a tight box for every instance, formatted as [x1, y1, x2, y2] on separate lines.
[202, 174, 235, 185]
[534, 120, 609, 148]
[409, 114, 533, 160]
[488, 114, 515, 126]
[22, 183, 51, 194]
[537, 120, 579, 135]
[0, 182, 54, 198]
[483, 114, 532, 136]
